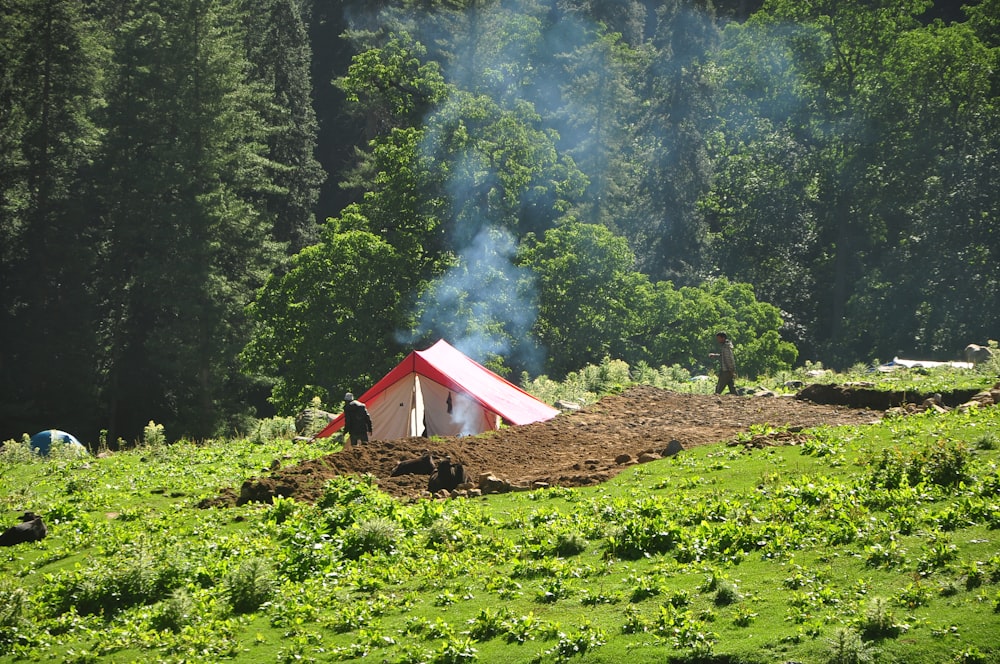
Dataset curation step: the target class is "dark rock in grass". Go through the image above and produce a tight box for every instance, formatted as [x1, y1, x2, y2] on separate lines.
[0, 511, 47, 546]
[662, 439, 685, 457]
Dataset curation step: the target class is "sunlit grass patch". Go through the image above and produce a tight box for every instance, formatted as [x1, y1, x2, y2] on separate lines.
[1, 405, 999, 662]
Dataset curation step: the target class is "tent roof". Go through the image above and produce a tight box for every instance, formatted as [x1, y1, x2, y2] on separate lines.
[315, 339, 558, 438]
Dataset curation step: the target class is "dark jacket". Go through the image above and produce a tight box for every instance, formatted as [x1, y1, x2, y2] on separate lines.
[344, 399, 373, 435]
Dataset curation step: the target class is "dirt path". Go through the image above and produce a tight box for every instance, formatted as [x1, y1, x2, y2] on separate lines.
[216, 385, 884, 505]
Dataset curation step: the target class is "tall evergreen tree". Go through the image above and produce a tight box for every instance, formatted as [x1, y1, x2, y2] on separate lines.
[843, 20, 1000, 358]
[0, 0, 103, 439]
[558, 0, 649, 45]
[240, 0, 325, 252]
[757, 0, 929, 363]
[705, 17, 821, 355]
[307, 0, 374, 216]
[632, 0, 719, 283]
[556, 29, 646, 232]
[95, 0, 282, 441]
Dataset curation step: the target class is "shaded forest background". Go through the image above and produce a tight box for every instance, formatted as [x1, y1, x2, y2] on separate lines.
[1, 0, 997, 443]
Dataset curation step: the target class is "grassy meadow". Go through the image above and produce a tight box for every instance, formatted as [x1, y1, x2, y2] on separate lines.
[2, 368, 1000, 664]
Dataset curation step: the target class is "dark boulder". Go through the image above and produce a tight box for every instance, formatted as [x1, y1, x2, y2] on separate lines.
[391, 453, 437, 477]
[0, 511, 47, 546]
[428, 457, 468, 493]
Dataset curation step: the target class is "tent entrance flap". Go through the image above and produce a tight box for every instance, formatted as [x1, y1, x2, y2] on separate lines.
[366, 374, 495, 439]
[409, 375, 425, 437]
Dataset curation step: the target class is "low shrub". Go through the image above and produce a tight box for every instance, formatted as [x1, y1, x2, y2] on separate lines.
[826, 627, 876, 664]
[225, 557, 276, 615]
[0, 579, 28, 652]
[713, 578, 742, 606]
[151, 587, 197, 632]
[342, 517, 400, 559]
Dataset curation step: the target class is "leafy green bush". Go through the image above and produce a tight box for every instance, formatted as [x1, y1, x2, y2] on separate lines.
[142, 421, 166, 448]
[553, 532, 588, 558]
[602, 498, 683, 560]
[44, 551, 182, 618]
[151, 587, 197, 632]
[249, 416, 296, 444]
[973, 431, 998, 450]
[713, 578, 742, 606]
[540, 621, 606, 663]
[225, 557, 276, 615]
[858, 597, 904, 640]
[0, 579, 28, 652]
[0, 436, 37, 467]
[826, 627, 876, 664]
[467, 606, 513, 640]
[424, 517, 465, 551]
[342, 516, 400, 559]
[864, 439, 972, 490]
[920, 440, 973, 487]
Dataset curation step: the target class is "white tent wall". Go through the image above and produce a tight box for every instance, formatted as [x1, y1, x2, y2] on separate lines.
[419, 377, 500, 437]
[366, 374, 500, 439]
[368, 374, 420, 440]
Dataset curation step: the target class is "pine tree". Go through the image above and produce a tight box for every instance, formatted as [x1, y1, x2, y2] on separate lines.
[94, 0, 283, 441]
[240, 0, 325, 252]
[0, 0, 104, 439]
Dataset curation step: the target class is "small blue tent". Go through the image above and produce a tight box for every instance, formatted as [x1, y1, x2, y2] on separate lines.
[29, 430, 88, 456]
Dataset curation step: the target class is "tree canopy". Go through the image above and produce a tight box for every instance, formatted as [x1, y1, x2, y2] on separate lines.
[2, 0, 996, 440]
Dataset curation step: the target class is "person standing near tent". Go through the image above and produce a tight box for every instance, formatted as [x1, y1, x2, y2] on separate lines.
[343, 392, 373, 445]
[708, 332, 737, 395]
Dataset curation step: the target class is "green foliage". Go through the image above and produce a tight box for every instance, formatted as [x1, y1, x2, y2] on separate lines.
[553, 532, 588, 558]
[825, 627, 877, 664]
[1, 436, 37, 467]
[151, 587, 197, 633]
[342, 517, 401, 559]
[0, 579, 29, 652]
[142, 421, 166, 448]
[602, 498, 683, 560]
[0, 0, 105, 441]
[225, 557, 277, 615]
[242, 214, 406, 414]
[248, 416, 296, 445]
[519, 221, 797, 381]
[713, 578, 742, 606]
[336, 34, 448, 127]
[864, 438, 973, 490]
[43, 548, 183, 618]
[858, 596, 905, 640]
[519, 222, 650, 377]
[539, 621, 606, 662]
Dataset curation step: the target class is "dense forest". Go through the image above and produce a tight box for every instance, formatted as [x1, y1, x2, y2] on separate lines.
[2, 0, 997, 443]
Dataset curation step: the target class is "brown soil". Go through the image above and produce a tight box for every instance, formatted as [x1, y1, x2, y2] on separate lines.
[210, 385, 884, 506]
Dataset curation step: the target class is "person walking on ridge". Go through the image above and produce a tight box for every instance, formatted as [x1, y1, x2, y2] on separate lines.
[709, 332, 737, 395]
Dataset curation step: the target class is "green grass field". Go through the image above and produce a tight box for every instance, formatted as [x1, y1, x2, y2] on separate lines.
[2, 384, 1000, 663]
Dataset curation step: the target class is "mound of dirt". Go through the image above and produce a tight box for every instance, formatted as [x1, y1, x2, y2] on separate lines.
[206, 385, 884, 506]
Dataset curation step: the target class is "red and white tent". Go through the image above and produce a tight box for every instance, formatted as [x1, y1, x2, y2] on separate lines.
[315, 339, 559, 440]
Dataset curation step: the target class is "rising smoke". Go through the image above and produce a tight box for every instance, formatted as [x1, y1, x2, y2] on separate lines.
[350, 0, 719, 372]
[382, 0, 605, 373]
